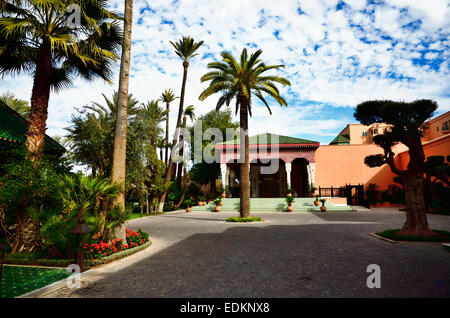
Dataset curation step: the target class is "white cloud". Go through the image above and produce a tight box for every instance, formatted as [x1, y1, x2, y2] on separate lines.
[0, 0, 449, 145]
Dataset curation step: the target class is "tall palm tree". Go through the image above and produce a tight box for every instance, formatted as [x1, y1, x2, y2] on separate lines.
[140, 100, 167, 148]
[111, 0, 133, 239]
[0, 0, 122, 161]
[199, 48, 290, 217]
[158, 89, 178, 165]
[157, 36, 204, 212]
[176, 105, 195, 187]
[0, 91, 30, 118]
[175, 105, 195, 207]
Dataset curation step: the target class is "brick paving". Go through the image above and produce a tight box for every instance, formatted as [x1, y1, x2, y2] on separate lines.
[39, 208, 450, 298]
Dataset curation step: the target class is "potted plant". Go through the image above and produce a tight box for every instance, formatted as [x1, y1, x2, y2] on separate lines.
[216, 196, 224, 206]
[286, 196, 294, 212]
[314, 195, 320, 206]
[286, 188, 294, 197]
[219, 188, 227, 198]
[213, 198, 222, 212]
[308, 185, 317, 197]
[198, 196, 206, 206]
[184, 199, 193, 213]
[319, 198, 327, 212]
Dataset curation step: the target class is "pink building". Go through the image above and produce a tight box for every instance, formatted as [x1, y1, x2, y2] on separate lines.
[216, 111, 450, 198]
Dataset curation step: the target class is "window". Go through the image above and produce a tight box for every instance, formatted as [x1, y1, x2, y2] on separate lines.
[437, 125, 439, 131]
[372, 128, 378, 135]
[362, 131, 367, 136]
[442, 121, 449, 131]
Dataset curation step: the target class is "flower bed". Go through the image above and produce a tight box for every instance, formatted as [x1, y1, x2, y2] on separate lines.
[85, 228, 150, 261]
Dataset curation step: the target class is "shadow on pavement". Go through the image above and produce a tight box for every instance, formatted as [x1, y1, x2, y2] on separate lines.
[68, 223, 450, 298]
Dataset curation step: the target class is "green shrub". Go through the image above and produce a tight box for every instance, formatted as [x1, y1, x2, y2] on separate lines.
[376, 229, 450, 242]
[226, 217, 263, 222]
[365, 183, 380, 204]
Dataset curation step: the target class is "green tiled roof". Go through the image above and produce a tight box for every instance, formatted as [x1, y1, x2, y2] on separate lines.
[329, 134, 350, 145]
[218, 133, 319, 145]
[0, 100, 65, 153]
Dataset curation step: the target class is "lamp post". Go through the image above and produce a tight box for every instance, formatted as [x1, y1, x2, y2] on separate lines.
[68, 220, 90, 272]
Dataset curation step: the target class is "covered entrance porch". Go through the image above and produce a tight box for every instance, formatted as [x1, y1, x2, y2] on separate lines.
[217, 133, 319, 198]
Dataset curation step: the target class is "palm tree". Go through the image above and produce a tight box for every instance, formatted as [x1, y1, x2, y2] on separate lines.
[159, 89, 178, 165]
[0, 91, 30, 118]
[58, 174, 120, 237]
[199, 48, 290, 217]
[156, 138, 165, 162]
[0, 0, 122, 161]
[66, 92, 140, 178]
[140, 100, 167, 149]
[176, 105, 195, 187]
[157, 36, 204, 212]
[111, 0, 133, 239]
[175, 105, 195, 207]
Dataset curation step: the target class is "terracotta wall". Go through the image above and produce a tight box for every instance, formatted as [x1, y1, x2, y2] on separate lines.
[316, 134, 450, 192]
[315, 143, 407, 191]
[397, 134, 450, 170]
[422, 112, 450, 142]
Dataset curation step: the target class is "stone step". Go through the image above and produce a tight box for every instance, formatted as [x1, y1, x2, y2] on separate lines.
[190, 198, 352, 212]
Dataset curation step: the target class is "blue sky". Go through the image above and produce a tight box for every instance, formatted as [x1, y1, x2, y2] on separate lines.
[1, 0, 449, 145]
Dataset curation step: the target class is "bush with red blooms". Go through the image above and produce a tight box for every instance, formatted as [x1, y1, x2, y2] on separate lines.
[126, 228, 149, 248]
[84, 228, 149, 261]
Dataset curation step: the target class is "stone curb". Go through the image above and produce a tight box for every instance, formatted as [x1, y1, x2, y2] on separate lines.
[369, 232, 448, 244]
[368, 232, 398, 244]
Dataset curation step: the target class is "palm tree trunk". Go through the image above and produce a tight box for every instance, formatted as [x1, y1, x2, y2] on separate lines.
[239, 94, 251, 218]
[176, 116, 187, 187]
[26, 42, 52, 161]
[14, 42, 53, 252]
[158, 62, 189, 212]
[97, 197, 108, 236]
[165, 102, 170, 165]
[111, 0, 133, 239]
[175, 166, 188, 208]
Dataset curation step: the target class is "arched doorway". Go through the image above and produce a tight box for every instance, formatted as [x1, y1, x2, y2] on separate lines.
[291, 158, 308, 197]
[250, 159, 283, 197]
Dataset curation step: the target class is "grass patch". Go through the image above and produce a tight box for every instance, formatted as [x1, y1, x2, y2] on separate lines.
[376, 229, 450, 242]
[0, 265, 71, 298]
[226, 217, 263, 223]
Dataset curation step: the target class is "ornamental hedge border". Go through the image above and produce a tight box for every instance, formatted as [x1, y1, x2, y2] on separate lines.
[86, 240, 151, 267]
[4, 240, 152, 268]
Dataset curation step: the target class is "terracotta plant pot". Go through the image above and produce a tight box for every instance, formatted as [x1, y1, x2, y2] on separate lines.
[221, 192, 226, 198]
[314, 201, 320, 206]
[219, 201, 223, 206]
[214, 206, 221, 212]
[286, 205, 293, 212]
[320, 206, 326, 212]
[287, 193, 292, 197]
[186, 207, 191, 213]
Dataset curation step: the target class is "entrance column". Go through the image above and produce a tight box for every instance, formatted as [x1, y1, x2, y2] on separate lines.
[306, 162, 316, 189]
[285, 162, 292, 189]
[220, 163, 227, 189]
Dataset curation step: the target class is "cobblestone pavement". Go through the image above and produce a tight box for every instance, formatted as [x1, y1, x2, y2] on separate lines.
[40, 208, 450, 298]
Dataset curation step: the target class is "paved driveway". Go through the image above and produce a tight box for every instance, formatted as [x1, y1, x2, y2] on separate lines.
[42, 208, 450, 297]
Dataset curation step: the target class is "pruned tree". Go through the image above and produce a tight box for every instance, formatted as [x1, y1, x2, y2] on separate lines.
[354, 99, 438, 237]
